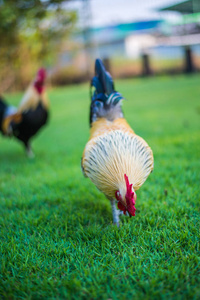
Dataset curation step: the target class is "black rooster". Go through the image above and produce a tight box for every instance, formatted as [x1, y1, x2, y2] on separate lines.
[0, 69, 49, 157]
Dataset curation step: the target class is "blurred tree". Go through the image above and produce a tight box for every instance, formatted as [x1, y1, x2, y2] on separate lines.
[0, 0, 77, 92]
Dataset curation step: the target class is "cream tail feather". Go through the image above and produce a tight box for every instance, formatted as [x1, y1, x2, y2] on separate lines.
[82, 130, 154, 200]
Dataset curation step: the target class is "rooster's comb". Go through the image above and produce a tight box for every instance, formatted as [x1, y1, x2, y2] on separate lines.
[124, 174, 136, 216]
[36, 68, 46, 81]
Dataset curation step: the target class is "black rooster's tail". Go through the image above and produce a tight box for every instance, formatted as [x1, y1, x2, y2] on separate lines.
[90, 59, 124, 125]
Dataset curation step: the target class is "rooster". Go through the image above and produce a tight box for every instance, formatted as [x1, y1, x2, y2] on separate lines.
[0, 68, 49, 157]
[82, 59, 154, 226]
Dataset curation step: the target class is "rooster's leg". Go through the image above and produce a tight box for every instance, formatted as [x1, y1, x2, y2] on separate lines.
[110, 199, 120, 227]
[25, 142, 35, 158]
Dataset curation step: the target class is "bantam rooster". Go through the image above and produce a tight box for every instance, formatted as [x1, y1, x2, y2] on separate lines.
[0, 68, 49, 157]
[82, 59, 154, 226]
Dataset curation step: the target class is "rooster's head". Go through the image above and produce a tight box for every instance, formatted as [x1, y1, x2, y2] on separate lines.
[115, 174, 136, 217]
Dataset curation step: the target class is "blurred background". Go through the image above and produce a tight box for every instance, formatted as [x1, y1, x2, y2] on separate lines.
[0, 0, 200, 92]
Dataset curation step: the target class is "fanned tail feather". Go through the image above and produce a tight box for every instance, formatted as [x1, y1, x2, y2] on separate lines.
[106, 92, 123, 106]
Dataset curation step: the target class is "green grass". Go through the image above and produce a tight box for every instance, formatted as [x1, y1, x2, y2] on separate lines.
[0, 74, 200, 299]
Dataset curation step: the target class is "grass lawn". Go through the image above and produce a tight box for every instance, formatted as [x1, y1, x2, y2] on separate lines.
[0, 74, 200, 299]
